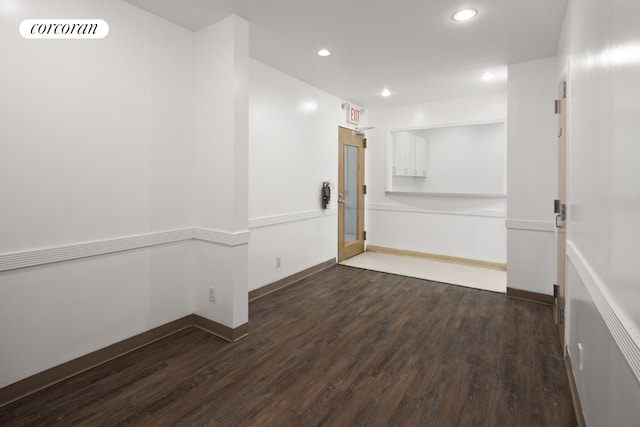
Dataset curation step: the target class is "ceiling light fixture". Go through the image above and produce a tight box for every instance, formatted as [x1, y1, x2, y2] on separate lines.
[452, 9, 477, 22]
[317, 49, 331, 57]
[381, 88, 391, 97]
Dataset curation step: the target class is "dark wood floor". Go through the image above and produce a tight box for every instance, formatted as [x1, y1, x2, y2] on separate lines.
[1, 265, 577, 426]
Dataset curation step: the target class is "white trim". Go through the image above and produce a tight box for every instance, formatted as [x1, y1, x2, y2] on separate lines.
[385, 118, 506, 133]
[0, 228, 249, 272]
[384, 191, 506, 199]
[567, 241, 640, 382]
[506, 219, 555, 232]
[367, 203, 505, 218]
[193, 228, 250, 246]
[249, 208, 336, 229]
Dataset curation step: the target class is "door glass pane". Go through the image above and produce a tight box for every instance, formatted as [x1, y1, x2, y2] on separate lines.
[344, 145, 358, 244]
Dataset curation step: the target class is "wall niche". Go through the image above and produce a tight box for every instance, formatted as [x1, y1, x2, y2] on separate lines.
[387, 121, 506, 196]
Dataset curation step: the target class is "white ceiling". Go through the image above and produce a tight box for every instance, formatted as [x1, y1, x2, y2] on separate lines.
[124, 0, 568, 108]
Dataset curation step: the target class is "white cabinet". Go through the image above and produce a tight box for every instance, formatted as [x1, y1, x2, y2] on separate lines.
[414, 136, 428, 177]
[392, 131, 411, 176]
[392, 132, 428, 177]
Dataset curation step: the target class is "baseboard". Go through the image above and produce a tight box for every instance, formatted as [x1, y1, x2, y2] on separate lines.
[365, 245, 507, 271]
[193, 315, 249, 342]
[0, 314, 247, 408]
[506, 287, 554, 305]
[249, 258, 336, 302]
[565, 349, 587, 427]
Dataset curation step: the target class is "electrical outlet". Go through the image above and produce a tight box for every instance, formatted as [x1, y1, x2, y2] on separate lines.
[208, 287, 215, 303]
[276, 257, 281, 268]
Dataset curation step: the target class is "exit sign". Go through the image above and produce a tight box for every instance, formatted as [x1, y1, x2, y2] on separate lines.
[347, 105, 360, 125]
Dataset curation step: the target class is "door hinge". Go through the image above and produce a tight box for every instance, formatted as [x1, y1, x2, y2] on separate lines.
[363, 230, 367, 241]
[559, 307, 565, 325]
[363, 138, 367, 149]
[553, 284, 558, 298]
[554, 99, 559, 114]
[363, 184, 367, 195]
[562, 81, 567, 99]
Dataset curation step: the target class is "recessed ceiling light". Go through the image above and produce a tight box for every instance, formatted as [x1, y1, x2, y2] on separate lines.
[381, 88, 391, 97]
[317, 49, 331, 57]
[482, 71, 495, 81]
[452, 9, 477, 22]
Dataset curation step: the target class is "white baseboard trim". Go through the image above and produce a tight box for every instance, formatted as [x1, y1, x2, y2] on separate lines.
[367, 203, 505, 218]
[0, 227, 250, 272]
[506, 219, 555, 232]
[567, 241, 640, 382]
[248, 208, 336, 229]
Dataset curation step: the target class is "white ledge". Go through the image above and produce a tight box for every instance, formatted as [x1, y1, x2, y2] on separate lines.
[368, 203, 505, 218]
[385, 190, 506, 198]
[249, 208, 336, 229]
[506, 219, 555, 232]
[0, 227, 249, 272]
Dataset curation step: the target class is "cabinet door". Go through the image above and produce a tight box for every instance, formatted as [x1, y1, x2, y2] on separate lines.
[393, 132, 413, 175]
[414, 136, 428, 177]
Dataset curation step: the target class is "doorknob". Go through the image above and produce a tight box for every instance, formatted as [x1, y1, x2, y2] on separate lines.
[338, 193, 345, 203]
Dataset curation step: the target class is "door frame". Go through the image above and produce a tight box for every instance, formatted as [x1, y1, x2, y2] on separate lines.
[338, 126, 365, 262]
[555, 73, 568, 349]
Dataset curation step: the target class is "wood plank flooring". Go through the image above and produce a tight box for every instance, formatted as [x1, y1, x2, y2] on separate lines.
[0, 265, 578, 426]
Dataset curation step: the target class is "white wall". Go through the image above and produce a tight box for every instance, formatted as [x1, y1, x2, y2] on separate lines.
[559, 0, 640, 423]
[0, 0, 348, 390]
[367, 94, 507, 264]
[0, 0, 194, 251]
[0, 0, 196, 388]
[506, 57, 558, 295]
[0, 3, 252, 389]
[0, 243, 194, 387]
[192, 15, 249, 328]
[248, 60, 365, 291]
[414, 122, 506, 194]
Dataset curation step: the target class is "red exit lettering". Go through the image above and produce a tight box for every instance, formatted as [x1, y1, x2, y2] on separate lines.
[348, 105, 360, 124]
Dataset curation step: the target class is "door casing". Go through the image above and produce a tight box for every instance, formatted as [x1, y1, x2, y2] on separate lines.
[555, 73, 568, 350]
[338, 126, 365, 262]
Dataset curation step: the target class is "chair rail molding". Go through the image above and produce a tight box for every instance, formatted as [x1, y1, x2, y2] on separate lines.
[0, 228, 250, 272]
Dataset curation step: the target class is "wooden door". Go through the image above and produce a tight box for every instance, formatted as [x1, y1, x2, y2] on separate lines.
[338, 127, 365, 262]
[555, 74, 568, 349]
